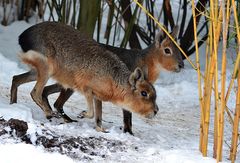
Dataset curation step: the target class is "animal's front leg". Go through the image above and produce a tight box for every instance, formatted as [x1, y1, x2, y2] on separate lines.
[123, 109, 133, 135]
[79, 88, 94, 119]
[94, 98, 108, 133]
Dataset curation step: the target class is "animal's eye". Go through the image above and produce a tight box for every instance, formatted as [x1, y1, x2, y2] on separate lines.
[164, 48, 172, 56]
[141, 91, 148, 97]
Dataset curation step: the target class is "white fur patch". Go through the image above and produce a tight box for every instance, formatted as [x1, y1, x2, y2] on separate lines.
[19, 50, 53, 76]
[19, 50, 47, 63]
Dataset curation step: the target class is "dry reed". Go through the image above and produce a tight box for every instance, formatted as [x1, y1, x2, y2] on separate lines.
[190, 0, 240, 162]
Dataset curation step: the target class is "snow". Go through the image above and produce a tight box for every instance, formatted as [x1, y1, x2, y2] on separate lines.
[0, 143, 75, 163]
[0, 19, 237, 163]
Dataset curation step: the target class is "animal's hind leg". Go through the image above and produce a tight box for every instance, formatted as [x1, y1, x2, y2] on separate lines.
[53, 88, 74, 114]
[54, 88, 76, 122]
[42, 83, 63, 111]
[10, 70, 37, 104]
[78, 88, 94, 119]
[30, 66, 53, 119]
[43, 84, 76, 122]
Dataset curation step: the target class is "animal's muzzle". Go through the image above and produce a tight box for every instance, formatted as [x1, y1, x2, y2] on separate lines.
[154, 104, 159, 115]
[179, 61, 184, 69]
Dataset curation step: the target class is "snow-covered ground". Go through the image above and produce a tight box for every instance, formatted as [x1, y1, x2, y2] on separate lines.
[0, 20, 238, 163]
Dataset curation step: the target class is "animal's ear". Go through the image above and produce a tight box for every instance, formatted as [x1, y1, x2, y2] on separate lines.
[170, 25, 179, 39]
[142, 65, 148, 79]
[155, 26, 167, 48]
[129, 67, 144, 89]
[155, 25, 179, 48]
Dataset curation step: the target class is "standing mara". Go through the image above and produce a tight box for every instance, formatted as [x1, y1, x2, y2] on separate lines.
[10, 22, 159, 131]
[32, 24, 184, 134]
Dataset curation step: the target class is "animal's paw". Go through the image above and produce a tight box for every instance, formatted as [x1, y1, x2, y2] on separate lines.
[77, 111, 87, 119]
[96, 126, 109, 133]
[77, 110, 94, 119]
[61, 113, 77, 123]
[52, 111, 63, 118]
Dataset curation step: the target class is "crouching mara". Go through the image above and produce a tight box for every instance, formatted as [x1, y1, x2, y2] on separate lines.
[10, 22, 158, 131]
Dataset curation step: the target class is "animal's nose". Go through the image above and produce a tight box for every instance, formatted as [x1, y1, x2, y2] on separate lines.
[179, 61, 184, 69]
[154, 105, 159, 115]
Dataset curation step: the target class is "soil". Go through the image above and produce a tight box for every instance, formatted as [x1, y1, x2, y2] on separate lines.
[0, 118, 132, 161]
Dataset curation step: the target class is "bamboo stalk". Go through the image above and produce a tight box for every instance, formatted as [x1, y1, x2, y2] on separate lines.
[200, 30, 211, 152]
[200, 12, 212, 153]
[216, 0, 230, 161]
[230, 62, 240, 163]
[229, 2, 240, 161]
[212, 0, 222, 159]
[201, 51, 215, 156]
[213, 93, 218, 159]
[225, 0, 240, 104]
[201, 0, 219, 156]
[216, 1, 227, 161]
[191, 0, 204, 154]
[201, 36, 216, 157]
[209, 0, 221, 159]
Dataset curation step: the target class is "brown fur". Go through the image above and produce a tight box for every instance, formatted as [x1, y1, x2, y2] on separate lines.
[11, 23, 183, 134]
[10, 22, 158, 130]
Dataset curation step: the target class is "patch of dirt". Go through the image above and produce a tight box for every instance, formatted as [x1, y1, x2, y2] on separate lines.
[0, 118, 130, 161]
[0, 118, 28, 137]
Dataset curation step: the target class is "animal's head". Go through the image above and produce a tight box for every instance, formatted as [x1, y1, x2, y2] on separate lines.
[154, 26, 184, 72]
[124, 67, 158, 119]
